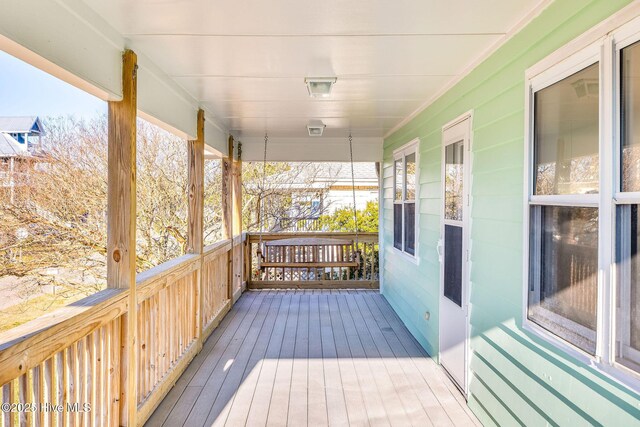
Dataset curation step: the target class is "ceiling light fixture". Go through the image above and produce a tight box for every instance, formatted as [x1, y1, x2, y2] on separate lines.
[307, 120, 326, 137]
[304, 77, 337, 98]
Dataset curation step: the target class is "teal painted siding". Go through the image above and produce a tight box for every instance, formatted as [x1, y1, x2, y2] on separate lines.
[381, 0, 640, 424]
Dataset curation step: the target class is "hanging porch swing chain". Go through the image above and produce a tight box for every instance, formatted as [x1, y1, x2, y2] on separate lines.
[258, 132, 268, 255]
[349, 133, 359, 250]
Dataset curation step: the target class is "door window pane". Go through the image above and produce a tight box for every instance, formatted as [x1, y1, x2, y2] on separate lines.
[528, 205, 598, 354]
[393, 204, 403, 250]
[444, 224, 463, 306]
[394, 159, 403, 201]
[445, 141, 464, 221]
[405, 153, 416, 200]
[404, 202, 415, 255]
[622, 42, 640, 192]
[534, 63, 599, 195]
[616, 205, 640, 373]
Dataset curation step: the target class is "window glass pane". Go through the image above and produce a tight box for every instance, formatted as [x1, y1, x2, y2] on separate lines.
[405, 152, 416, 200]
[616, 205, 640, 373]
[533, 63, 599, 195]
[528, 205, 598, 354]
[404, 202, 415, 255]
[622, 42, 640, 192]
[444, 224, 463, 306]
[445, 141, 464, 221]
[393, 204, 403, 250]
[394, 159, 403, 201]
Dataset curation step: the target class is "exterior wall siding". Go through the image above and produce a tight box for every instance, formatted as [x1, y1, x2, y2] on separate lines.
[381, 0, 640, 425]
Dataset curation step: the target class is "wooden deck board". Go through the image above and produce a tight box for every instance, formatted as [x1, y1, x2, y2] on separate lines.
[148, 290, 480, 427]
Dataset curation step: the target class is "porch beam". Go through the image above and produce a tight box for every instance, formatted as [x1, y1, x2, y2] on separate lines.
[107, 49, 138, 427]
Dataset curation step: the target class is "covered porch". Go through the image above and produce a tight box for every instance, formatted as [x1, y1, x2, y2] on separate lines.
[5, 0, 640, 426]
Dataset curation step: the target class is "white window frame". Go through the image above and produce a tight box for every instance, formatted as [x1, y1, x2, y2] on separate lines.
[393, 138, 419, 262]
[523, 7, 640, 393]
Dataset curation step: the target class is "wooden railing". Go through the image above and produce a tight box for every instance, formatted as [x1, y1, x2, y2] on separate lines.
[245, 232, 379, 289]
[276, 217, 322, 232]
[0, 238, 238, 427]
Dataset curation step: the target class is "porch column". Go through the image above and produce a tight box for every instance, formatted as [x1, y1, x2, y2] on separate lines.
[222, 136, 234, 299]
[107, 49, 138, 426]
[187, 109, 205, 344]
[187, 109, 205, 256]
[232, 141, 243, 293]
[222, 136, 233, 240]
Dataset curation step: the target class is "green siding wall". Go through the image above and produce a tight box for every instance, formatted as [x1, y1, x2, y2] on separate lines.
[381, 0, 640, 425]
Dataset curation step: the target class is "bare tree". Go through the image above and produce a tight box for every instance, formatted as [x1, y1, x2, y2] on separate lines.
[0, 115, 227, 300]
[242, 162, 339, 232]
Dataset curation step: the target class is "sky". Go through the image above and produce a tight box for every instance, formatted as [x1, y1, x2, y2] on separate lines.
[0, 50, 107, 119]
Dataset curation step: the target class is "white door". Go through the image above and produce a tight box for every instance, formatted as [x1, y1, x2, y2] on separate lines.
[438, 115, 471, 393]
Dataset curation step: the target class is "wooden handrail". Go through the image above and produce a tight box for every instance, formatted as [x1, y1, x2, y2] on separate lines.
[246, 231, 378, 242]
[0, 289, 128, 385]
[136, 254, 200, 289]
[0, 237, 237, 427]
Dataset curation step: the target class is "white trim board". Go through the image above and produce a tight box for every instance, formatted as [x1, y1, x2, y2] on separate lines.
[240, 136, 383, 162]
[391, 137, 420, 263]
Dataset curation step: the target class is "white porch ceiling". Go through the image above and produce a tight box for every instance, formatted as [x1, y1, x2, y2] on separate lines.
[80, 0, 549, 157]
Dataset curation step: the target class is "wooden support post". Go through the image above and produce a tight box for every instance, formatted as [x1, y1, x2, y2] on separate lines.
[187, 109, 205, 346]
[232, 141, 242, 237]
[221, 136, 233, 240]
[187, 109, 205, 256]
[232, 141, 243, 294]
[222, 136, 234, 301]
[107, 49, 138, 427]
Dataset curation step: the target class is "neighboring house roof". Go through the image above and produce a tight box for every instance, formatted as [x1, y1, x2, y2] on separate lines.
[319, 162, 378, 182]
[245, 162, 379, 192]
[0, 116, 44, 135]
[0, 133, 27, 157]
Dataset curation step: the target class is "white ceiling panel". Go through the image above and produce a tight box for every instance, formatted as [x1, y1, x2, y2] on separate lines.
[78, 0, 550, 151]
[227, 116, 401, 132]
[173, 75, 453, 102]
[207, 100, 414, 120]
[128, 34, 501, 77]
[82, 0, 542, 37]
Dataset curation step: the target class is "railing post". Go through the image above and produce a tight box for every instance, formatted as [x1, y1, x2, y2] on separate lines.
[107, 49, 138, 426]
[187, 109, 205, 347]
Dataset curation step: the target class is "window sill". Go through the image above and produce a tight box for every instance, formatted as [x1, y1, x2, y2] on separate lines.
[391, 246, 419, 265]
[522, 320, 640, 395]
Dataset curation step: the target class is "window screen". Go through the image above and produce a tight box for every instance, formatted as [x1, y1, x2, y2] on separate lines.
[404, 202, 415, 255]
[528, 205, 598, 354]
[394, 204, 403, 250]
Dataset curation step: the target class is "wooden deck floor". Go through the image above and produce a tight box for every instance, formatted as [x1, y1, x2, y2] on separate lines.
[147, 290, 480, 427]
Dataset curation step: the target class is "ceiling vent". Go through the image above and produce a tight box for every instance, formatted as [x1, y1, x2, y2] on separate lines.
[307, 120, 326, 137]
[304, 77, 337, 98]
